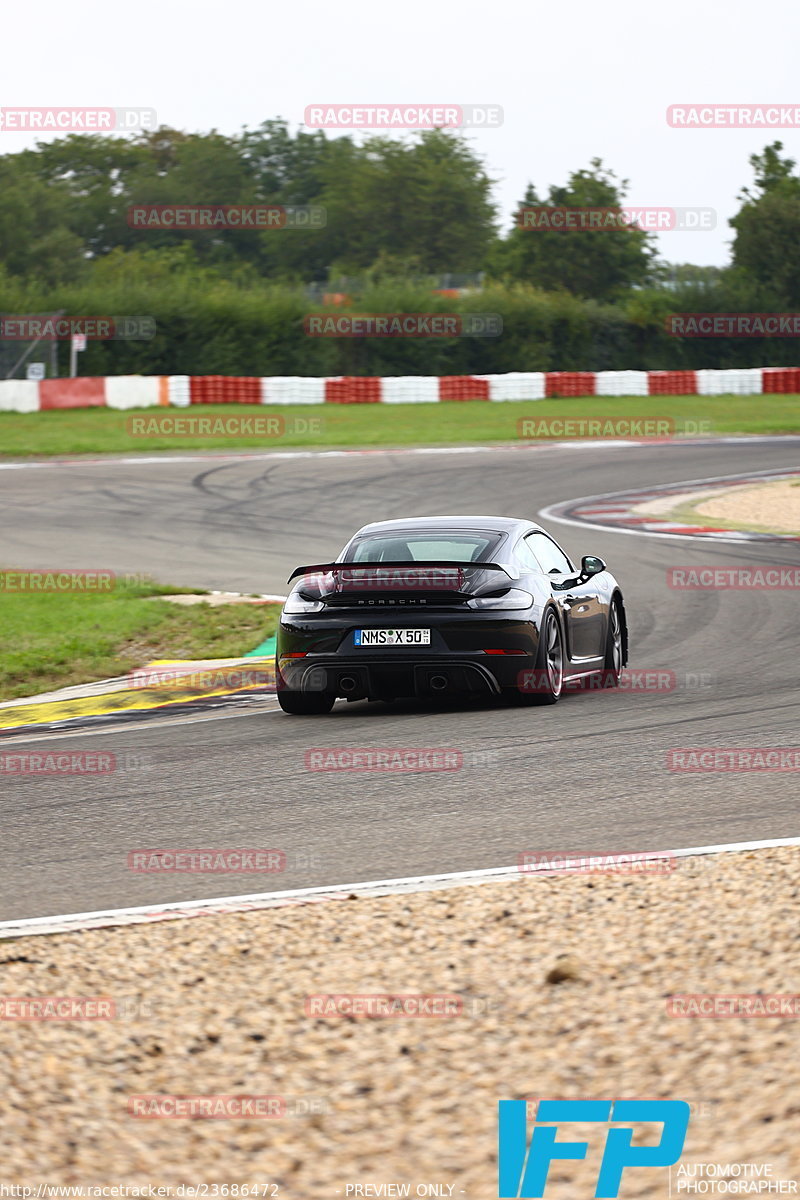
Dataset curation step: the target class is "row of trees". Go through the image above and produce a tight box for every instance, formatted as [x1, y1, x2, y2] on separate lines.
[0, 124, 497, 288]
[1, 124, 799, 373]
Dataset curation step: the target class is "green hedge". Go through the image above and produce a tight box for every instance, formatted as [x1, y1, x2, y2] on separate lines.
[3, 259, 800, 375]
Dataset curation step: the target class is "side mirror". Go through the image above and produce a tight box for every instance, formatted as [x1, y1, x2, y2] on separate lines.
[581, 555, 606, 578]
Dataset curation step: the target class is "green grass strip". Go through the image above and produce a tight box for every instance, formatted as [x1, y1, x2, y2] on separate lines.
[1, 395, 799, 458]
[0, 578, 281, 701]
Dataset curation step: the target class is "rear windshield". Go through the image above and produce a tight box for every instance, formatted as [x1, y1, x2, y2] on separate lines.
[347, 532, 502, 563]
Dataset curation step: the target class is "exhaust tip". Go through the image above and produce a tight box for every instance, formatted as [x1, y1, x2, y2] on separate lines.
[429, 674, 448, 691]
[339, 675, 358, 693]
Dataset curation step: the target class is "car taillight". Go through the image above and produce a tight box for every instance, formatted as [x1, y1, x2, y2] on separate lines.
[467, 589, 533, 610]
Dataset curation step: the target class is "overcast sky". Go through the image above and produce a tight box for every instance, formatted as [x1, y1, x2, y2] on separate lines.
[3, 0, 799, 267]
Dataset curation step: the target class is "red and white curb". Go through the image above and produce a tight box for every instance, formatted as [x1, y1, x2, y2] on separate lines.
[541, 467, 800, 543]
[1, 836, 799, 939]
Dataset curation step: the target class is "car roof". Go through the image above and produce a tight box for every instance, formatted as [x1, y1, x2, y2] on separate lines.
[351, 516, 544, 537]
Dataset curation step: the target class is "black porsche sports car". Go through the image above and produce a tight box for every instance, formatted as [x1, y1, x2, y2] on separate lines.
[276, 515, 628, 714]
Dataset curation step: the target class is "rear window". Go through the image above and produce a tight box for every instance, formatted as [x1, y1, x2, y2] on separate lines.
[348, 532, 501, 563]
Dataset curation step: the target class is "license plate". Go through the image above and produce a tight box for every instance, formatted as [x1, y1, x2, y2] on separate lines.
[354, 629, 431, 646]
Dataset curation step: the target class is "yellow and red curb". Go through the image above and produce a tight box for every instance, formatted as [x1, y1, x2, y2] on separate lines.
[0, 656, 276, 733]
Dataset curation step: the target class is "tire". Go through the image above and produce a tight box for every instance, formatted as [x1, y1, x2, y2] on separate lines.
[512, 607, 564, 706]
[602, 598, 624, 686]
[277, 689, 335, 715]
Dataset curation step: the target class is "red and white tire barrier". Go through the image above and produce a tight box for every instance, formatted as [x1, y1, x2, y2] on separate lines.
[0, 367, 795, 412]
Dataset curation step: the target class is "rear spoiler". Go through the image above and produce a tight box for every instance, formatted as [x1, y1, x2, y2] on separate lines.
[287, 560, 511, 583]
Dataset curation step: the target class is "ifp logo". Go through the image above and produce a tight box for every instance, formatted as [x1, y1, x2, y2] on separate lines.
[498, 1099, 690, 1197]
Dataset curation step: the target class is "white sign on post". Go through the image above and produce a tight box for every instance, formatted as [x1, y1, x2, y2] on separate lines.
[70, 333, 86, 378]
[26, 362, 46, 381]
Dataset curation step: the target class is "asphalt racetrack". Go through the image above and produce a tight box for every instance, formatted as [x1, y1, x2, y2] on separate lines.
[2, 437, 799, 921]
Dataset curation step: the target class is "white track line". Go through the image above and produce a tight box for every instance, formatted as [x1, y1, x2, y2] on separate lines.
[2, 835, 799, 939]
[541, 508, 759, 545]
[4, 434, 799, 472]
[0, 446, 535, 471]
[0, 443, 614, 471]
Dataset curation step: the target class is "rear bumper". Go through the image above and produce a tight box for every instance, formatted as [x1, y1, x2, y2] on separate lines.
[276, 654, 527, 700]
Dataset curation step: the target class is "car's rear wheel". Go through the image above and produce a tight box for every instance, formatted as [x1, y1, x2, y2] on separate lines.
[277, 690, 335, 715]
[510, 608, 564, 706]
[603, 598, 624, 686]
[535, 608, 564, 705]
